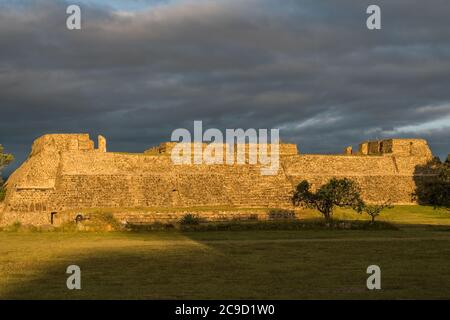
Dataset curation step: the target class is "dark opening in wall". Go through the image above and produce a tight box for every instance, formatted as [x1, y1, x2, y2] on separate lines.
[75, 214, 84, 224]
[50, 212, 57, 225]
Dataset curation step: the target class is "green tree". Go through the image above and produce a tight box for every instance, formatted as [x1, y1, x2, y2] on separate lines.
[292, 178, 364, 222]
[0, 145, 13, 170]
[361, 201, 393, 223]
[417, 156, 450, 209]
[430, 157, 449, 208]
[0, 144, 14, 201]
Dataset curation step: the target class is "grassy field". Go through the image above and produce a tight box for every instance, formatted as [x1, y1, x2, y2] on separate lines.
[0, 206, 449, 299]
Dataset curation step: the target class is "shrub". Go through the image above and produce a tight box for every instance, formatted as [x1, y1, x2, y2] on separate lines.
[80, 212, 123, 231]
[179, 213, 201, 225]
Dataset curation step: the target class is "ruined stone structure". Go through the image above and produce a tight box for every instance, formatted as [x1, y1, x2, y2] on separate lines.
[0, 134, 438, 225]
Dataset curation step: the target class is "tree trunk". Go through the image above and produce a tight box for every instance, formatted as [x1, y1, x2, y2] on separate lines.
[324, 211, 332, 225]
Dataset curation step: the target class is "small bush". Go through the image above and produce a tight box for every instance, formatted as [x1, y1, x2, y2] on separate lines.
[361, 202, 393, 223]
[179, 213, 201, 225]
[99, 213, 120, 227]
[267, 209, 296, 220]
[77, 212, 123, 231]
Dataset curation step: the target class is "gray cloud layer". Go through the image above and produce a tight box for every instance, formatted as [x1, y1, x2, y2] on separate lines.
[1, 0, 449, 174]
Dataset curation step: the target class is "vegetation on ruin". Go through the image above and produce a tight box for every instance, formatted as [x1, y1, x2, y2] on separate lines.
[0, 144, 13, 201]
[0, 145, 13, 170]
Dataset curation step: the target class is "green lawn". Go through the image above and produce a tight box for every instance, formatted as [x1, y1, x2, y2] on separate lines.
[0, 206, 449, 299]
[303, 205, 450, 225]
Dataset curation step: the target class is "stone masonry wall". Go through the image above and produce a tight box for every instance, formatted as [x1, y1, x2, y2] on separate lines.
[0, 134, 439, 225]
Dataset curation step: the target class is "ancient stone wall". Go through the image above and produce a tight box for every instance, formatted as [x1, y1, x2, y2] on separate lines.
[357, 138, 432, 157]
[144, 142, 298, 157]
[0, 134, 439, 225]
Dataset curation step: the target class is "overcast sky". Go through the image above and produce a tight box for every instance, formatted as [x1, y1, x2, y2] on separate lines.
[1, 0, 449, 175]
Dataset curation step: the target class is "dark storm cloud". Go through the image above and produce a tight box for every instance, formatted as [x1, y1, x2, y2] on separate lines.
[1, 0, 450, 174]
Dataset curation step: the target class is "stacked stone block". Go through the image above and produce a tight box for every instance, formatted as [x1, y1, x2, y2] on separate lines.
[0, 134, 439, 225]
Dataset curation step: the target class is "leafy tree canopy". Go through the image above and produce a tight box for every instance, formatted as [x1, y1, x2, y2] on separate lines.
[292, 178, 364, 221]
[0, 144, 13, 171]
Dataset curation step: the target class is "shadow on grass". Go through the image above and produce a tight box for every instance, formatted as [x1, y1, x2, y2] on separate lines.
[2, 227, 450, 300]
